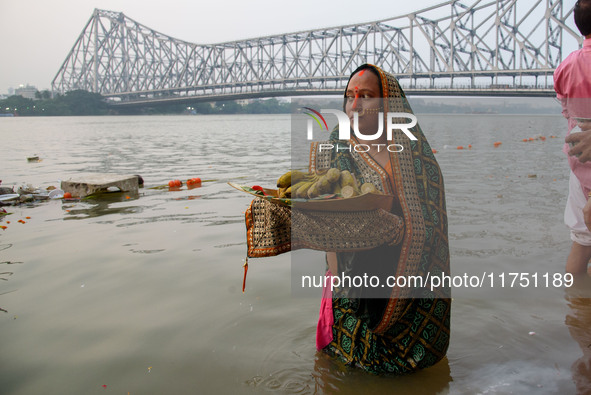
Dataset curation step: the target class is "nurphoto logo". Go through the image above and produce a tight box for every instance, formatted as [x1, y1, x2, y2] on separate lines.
[302, 107, 418, 153]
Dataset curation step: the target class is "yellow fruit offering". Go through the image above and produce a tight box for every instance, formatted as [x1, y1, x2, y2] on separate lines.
[277, 169, 369, 199]
[294, 181, 313, 198]
[316, 175, 331, 194]
[339, 170, 357, 188]
[326, 168, 341, 183]
[360, 183, 381, 194]
[340, 185, 359, 198]
[307, 183, 321, 199]
[277, 171, 292, 188]
[278, 186, 292, 198]
[291, 170, 307, 184]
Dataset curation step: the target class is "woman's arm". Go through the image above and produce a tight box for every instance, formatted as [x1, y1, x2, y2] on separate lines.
[327, 252, 338, 275]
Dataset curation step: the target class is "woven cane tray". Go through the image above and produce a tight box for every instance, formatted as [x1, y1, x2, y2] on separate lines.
[228, 182, 395, 212]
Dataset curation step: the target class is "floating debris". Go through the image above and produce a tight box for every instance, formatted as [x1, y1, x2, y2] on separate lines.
[186, 177, 202, 187]
[149, 179, 216, 190]
[17, 184, 37, 195]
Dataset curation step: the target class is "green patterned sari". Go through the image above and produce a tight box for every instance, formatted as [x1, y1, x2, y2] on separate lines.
[311, 64, 451, 374]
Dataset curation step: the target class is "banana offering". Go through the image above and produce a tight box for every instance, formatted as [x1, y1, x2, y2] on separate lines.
[276, 169, 381, 199]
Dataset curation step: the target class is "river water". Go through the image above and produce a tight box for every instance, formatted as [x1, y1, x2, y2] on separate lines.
[0, 112, 588, 394]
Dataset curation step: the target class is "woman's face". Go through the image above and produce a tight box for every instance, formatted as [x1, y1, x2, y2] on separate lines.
[345, 69, 382, 137]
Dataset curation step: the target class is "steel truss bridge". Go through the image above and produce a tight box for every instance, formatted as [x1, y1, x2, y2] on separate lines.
[51, 0, 582, 106]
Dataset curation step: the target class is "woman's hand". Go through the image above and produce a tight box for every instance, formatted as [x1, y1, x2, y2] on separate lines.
[566, 122, 591, 163]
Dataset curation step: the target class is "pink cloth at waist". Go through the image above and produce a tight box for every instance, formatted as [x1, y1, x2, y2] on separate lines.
[316, 270, 334, 350]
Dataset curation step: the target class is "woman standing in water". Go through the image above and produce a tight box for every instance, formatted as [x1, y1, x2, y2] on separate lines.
[312, 64, 451, 374]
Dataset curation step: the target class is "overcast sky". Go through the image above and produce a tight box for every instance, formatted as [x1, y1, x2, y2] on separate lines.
[0, 0, 579, 94]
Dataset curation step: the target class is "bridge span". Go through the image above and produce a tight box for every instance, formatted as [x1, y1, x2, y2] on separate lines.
[51, 1, 580, 104]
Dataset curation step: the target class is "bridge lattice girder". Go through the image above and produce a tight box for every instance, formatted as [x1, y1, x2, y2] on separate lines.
[51, 0, 581, 103]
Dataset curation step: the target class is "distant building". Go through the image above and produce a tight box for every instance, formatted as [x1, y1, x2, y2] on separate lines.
[15, 84, 37, 99]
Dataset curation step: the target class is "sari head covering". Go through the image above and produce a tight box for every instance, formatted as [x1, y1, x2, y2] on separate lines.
[310, 64, 451, 374]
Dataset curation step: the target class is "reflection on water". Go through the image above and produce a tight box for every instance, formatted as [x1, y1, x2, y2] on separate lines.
[61, 190, 140, 217]
[309, 353, 452, 394]
[566, 277, 591, 394]
[0, 255, 21, 313]
[245, 333, 452, 393]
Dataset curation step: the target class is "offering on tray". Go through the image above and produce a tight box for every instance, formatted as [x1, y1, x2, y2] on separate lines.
[229, 168, 394, 212]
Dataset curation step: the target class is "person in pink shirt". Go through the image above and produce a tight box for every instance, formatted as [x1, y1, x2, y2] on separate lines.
[554, 0, 591, 273]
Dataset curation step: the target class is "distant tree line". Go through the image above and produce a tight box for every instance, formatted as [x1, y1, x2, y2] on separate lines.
[0, 89, 291, 116]
[0, 89, 557, 116]
[126, 98, 291, 115]
[0, 90, 110, 116]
